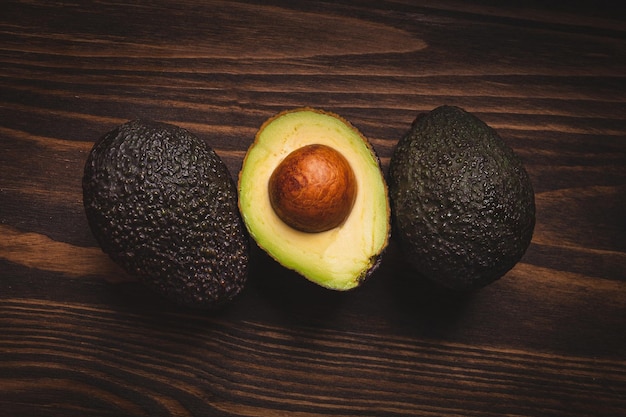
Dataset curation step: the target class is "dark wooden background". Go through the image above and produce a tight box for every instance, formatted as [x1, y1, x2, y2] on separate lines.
[1, 1, 625, 416]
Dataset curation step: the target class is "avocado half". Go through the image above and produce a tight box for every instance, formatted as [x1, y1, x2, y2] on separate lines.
[388, 106, 535, 291]
[238, 108, 390, 290]
[83, 119, 249, 309]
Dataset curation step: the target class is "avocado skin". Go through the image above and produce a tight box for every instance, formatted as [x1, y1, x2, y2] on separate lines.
[83, 120, 248, 309]
[388, 106, 535, 291]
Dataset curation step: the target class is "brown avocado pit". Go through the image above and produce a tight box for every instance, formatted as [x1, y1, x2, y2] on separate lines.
[268, 144, 357, 233]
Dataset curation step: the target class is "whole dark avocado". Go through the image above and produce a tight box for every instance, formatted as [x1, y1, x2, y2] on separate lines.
[388, 106, 535, 291]
[83, 119, 249, 309]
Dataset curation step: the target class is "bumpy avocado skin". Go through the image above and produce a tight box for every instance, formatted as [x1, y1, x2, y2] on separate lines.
[83, 120, 248, 309]
[388, 106, 535, 290]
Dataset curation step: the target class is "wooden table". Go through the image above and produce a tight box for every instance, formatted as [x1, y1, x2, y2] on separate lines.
[2, 1, 625, 416]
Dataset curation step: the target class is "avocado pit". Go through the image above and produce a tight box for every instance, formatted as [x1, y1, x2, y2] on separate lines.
[268, 144, 357, 233]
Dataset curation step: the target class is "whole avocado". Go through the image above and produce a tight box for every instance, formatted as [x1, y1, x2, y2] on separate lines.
[83, 119, 249, 309]
[388, 106, 535, 290]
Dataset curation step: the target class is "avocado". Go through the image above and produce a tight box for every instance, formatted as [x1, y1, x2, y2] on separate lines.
[82, 119, 249, 309]
[388, 106, 535, 290]
[238, 108, 390, 290]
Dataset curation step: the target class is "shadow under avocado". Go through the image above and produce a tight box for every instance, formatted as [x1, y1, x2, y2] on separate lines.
[244, 238, 479, 338]
[244, 243, 353, 326]
[374, 241, 479, 338]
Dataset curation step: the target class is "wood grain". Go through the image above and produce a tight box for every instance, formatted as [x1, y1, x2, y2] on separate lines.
[2, 298, 625, 417]
[1, 1, 625, 416]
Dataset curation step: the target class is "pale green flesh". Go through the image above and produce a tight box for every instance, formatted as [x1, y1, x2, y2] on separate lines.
[238, 109, 389, 290]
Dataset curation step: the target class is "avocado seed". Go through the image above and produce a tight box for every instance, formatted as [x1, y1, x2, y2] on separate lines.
[269, 144, 357, 233]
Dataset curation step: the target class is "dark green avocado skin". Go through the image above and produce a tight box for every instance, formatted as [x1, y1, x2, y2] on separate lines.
[388, 106, 535, 291]
[83, 120, 248, 309]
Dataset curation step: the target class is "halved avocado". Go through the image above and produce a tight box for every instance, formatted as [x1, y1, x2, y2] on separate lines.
[238, 108, 390, 290]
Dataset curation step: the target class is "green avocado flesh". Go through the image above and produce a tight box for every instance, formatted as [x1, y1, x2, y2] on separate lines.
[388, 106, 535, 290]
[83, 120, 249, 309]
[238, 108, 390, 290]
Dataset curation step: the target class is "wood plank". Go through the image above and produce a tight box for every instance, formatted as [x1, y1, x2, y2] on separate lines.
[1, 0, 625, 415]
[1, 299, 625, 417]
